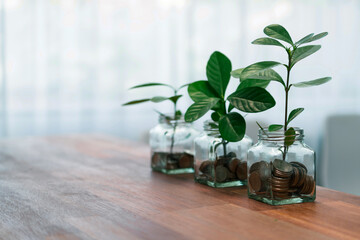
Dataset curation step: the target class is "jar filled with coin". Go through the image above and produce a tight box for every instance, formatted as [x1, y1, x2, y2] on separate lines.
[247, 128, 315, 205]
[194, 120, 253, 187]
[150, 114, 199, 174]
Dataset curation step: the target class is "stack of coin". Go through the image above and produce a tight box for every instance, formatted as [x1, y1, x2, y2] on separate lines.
[199, 152, 247, 183]
[270, 159, 293, 198]
[289, 162, 315, 195]
[248, 161, 271, 192]
[151, 152, 195, 170]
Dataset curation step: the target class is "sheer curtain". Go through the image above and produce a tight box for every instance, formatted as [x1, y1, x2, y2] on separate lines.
[0, 0, 359, 169]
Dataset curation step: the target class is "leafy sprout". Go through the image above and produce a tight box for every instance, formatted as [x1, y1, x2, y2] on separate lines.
[184, 51, 275, 147]
[235, 24, 331, 156]
[123, 82, 189, 154]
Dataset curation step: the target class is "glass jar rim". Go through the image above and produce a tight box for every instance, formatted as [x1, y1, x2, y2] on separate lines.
[158, 113, 189, 125]
[258, 127, 304, 141]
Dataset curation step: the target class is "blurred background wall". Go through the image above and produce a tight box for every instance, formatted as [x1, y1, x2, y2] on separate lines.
[0, 0, 359, 194]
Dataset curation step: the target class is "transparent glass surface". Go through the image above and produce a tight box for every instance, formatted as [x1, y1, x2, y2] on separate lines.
[247, 128, 316, 205]
[149, 115, 199, 174]
[194, 121, 253, 188]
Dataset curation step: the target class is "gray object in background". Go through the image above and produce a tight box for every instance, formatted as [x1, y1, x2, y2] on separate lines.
[320, 115, 360, 195]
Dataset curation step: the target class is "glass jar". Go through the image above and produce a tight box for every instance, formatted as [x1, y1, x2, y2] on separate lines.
[149, 114, 199, 174]
[194, 120, 253, 187]
[247, 128, 315, 205]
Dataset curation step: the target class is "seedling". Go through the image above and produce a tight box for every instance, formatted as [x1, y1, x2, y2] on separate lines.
[185, 51, 275, 155]
[233, 24, 331, 159]
[123, 83, 188, 154]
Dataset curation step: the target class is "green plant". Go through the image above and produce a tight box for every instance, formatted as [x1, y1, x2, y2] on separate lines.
[123, 83, 188, 154]
[185, 51, 276, 155]
[234, 24, 331, 158]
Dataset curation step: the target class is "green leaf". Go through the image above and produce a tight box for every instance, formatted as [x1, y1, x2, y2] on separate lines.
[291, 77, 331, 88]
[291, 45, 321, 66]
[263, 24, 293, 44]
[287, 108, 304, 125]
[285, 127, 296, 147]
[175, 110, 182, 116]
[150, 96, 169, 103]
[295, 33, 314, 46]
[237, 79, 270, 89]
[188, 81, 218, 102]
[130, 82, 174, 90]
[227, 87, 276, 113]
[219, 112, 246, 142]
[206, 51, 232, 98]
[122, 98, 150, 106]
[269, 124, 283, 131]
[231, 68, 244, 78]
[241, 61, 282, 81]
[184, 98, 219, 122]
[252, 37, 285, 48]
[211, 112, 221, 122]
[228, 103, 235, 112]
[300, 32, 328, 44]
[242, 68, 285, 87]
[168, 95, 182, 104]
[309, 32, 328, 42]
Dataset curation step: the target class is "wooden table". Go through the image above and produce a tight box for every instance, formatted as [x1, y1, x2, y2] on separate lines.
[0, 135, 359, 240]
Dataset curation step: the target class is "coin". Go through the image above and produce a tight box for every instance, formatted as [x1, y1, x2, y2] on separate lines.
[178, 153, 194, 168]
[215, 156, 229, 167]
[290, 161, 308, 173]
[227, 152, 237, 158]
[199, 160, 213, 174]
[227, 158, 241, 173]
[215, 165, 229, 183]
[273, 159, 294, 173]
[236, 161, 247, 180]
[249, 171, 263, 192]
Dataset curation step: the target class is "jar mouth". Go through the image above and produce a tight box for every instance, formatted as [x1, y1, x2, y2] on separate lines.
[159, 113, 187, 125]
[258, 127, 304, 141]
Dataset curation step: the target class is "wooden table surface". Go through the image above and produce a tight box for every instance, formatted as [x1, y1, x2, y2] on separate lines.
[0, 135, 359, 240]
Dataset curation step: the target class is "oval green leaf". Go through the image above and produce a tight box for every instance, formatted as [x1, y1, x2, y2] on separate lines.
[263, 24, 293, 44]
[130, 82, 174, 90]
[252, 37, 285, 48]
[206, 51, 232, 98]
[122, 98, 150, 106]
[188, 81, 219, 102]
[184, 98, 219, 122]
[227, 87, 276, 113]
[269, 124, 283, 131]
[292, 77, 331, 88]
[168, 95, 183, 104]
[285, 127, 296, 147]
[211, 112, 221, 122]
[219, 112, 246, 142]
[295, 33, 314, 46]
[241, 61, 283, 81]
[291, 45, 321, 66]
[237, 79, 270, 90]
[300, 32, 328, 44]
[287, 108, 304, 125]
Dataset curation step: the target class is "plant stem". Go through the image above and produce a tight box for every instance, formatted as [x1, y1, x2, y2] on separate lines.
[222, 140, 227, 156]
[283, 48, 293, 161]
[169, 90, 177, 155]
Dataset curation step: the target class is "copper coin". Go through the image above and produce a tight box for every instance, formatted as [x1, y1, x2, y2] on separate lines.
[178, 153, 194, 168]
[290, 161, 308, 173]
[297, 167, 306, 187]
[273, 159, 293, 173]
[152, 152, 161, 166]
[215, 165, 228, 183]
[236, 161, 247, 180]
[272, 186, 289, 192]
[199, 160, 213, 174]
[227, 158, 241, 173]
[249, 171, 262, 192]
[290, 167, 300, 187]
[249, 162, 262, 173]
[227, 152, 237, 158]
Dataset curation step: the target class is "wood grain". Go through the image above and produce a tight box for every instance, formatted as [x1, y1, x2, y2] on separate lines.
[0, 135, 359, 240]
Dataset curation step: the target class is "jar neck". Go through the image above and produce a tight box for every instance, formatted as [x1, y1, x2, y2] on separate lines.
[158, 114, 190, 127]
[258, 127, 304, 143]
